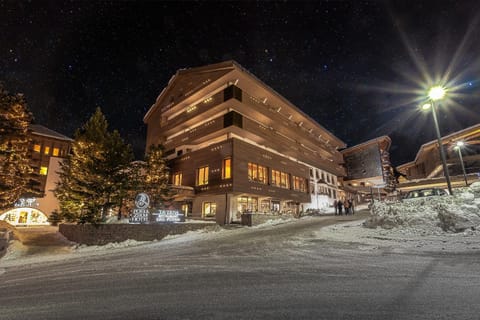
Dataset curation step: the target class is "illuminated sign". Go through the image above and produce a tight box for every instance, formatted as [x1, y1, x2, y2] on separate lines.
[14, 198, 39, 208]
[134, 193, 150, 209]
[153, 209, 185, 223]
[129, 193, 150, 224]
[129, 193, 185, 224]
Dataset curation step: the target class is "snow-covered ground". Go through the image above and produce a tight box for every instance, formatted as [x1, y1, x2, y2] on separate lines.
[2, 182, 480, 268]
[318, 182, 480, 253]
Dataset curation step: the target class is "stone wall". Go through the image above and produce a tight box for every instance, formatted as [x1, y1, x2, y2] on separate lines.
[59, 222, 216, 245]
[0, 230, 11, 258]
[0, 221, 15, 258]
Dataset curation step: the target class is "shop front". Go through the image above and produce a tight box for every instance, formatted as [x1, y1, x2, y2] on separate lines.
[234, 195, 301, 217]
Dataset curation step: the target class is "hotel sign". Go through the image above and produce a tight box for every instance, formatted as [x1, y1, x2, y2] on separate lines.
[14, 198, 39, 208]
[129, 193, 150, 223]
[129, 193, 185, 224]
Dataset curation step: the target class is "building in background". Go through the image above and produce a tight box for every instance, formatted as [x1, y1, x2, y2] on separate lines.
[341, 136, 394, 202]
[397, 123, 480, 192]
[0, 125, 72, 226]
[144, 61, 347, 224]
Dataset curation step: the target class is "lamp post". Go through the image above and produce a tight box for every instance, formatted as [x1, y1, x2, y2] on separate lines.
[454, 141, 468, 186]
[422, 85, 453, 195]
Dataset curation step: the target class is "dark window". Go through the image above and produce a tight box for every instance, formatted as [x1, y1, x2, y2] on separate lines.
[224, 85, 242, 102]
[224, 111, 243, 128]
[165, 149, 175, 156]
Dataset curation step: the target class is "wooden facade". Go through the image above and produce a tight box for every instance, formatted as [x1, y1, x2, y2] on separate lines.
[397, 123, 480, 191]
[144, 61, 346, 224]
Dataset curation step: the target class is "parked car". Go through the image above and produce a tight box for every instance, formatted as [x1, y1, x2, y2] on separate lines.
[403, 188, 449, 201]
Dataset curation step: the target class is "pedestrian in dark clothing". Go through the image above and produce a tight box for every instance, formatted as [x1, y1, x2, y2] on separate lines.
[337, 200, 343, 215]
[344, 200, 350, 215]
[333, 200, 338, 215]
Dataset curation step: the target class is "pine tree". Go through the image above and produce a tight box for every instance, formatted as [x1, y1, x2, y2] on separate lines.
[0, 85, 33, 209]
[55, 108, 133, 223]
[142, 144, 173, 208]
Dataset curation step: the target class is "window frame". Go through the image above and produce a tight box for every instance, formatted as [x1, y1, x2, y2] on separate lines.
[173, 172, 183, 186]
[196, 166, 209, 186]
[272, 169, 290, 189]
[222, 157, 232, 179]
[248, 162, 268, 184]
[202, 201, 216, 217]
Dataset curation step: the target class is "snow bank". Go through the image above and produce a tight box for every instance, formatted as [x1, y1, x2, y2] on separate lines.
[364, 182, 480, 233]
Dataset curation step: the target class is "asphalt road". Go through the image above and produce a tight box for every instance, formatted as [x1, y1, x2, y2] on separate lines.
[1, 212, 480, 320]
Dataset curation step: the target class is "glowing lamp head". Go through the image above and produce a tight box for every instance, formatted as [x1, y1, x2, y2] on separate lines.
[428, 86, 446, 101]
[422, 103, 431, 110]
[456, 141, 465, 147]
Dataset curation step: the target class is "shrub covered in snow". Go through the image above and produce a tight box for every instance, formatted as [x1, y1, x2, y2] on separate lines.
[364, 182, 480, 233]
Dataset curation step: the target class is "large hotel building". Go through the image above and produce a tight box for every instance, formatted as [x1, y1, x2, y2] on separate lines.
[144, 61, 366, 224]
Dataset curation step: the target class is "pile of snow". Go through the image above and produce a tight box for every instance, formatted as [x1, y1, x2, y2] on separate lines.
[364, 182, 480, 233]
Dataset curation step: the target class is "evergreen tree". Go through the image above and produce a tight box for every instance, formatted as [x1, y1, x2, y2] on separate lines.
[142, 145, 173, 208]
[55, 108, 133, 223]
[0, 85, 33, 209]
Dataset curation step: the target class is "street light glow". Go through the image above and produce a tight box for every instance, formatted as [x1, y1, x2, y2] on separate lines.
[456, 141, 465, 147]
[422, 103, 431, 110]
[428, 86, 446, 101]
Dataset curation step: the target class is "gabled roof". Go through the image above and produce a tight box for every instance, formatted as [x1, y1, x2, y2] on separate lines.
[144, 60, 346, 147]
[397, 123, 480, 170]
[30, 124, 73, 141]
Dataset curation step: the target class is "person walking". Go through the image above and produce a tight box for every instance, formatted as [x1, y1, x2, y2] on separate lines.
[349, 199, 354, 215]
[344, 200, 350, 215]
[333, 199, 338, 215]
[337, 200, 343, 215]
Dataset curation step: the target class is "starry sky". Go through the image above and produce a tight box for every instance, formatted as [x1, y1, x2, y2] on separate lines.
[1, 1, 480, 165]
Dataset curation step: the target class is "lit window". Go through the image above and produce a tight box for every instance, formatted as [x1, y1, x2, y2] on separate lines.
[203, 202, 216, 217]
[272, 169, 290, 189]
[40, 166, 48, 175]
[52, 148, 60, 156]
[173, 172, 183, 186]
[248, 162, 267, 184]
[196, 166, 209, 185]
[44, 146, 50, 155]
[222, 158, 231, 179]
[293, 176, 307, 192]
[33, 144, 41, 152]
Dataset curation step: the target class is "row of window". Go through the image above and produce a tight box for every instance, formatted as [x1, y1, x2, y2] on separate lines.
[33, 144, 63, 157]
[310, 168, 336, 185]
[173, 158, 231, 186]
[173, 160, 306, 192]
[250, 162, 307, 192]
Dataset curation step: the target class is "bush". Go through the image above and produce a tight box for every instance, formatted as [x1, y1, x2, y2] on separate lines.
[48, 210, 63, 226]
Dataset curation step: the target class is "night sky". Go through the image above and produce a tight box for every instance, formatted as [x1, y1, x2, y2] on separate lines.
[1, 1, 480, 165]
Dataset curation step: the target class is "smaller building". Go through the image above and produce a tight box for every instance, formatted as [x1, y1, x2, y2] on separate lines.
[397, 123, 480, 192]
[0, 125, 73, 226]
[341, 136, 394, 202]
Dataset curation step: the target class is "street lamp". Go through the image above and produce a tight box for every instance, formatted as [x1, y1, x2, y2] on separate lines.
[454, 141, 468, 186]
[422, 85, 453, 195]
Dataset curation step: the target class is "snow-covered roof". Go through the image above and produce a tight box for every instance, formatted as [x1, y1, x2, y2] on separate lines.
[30, 124, 73, 141]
